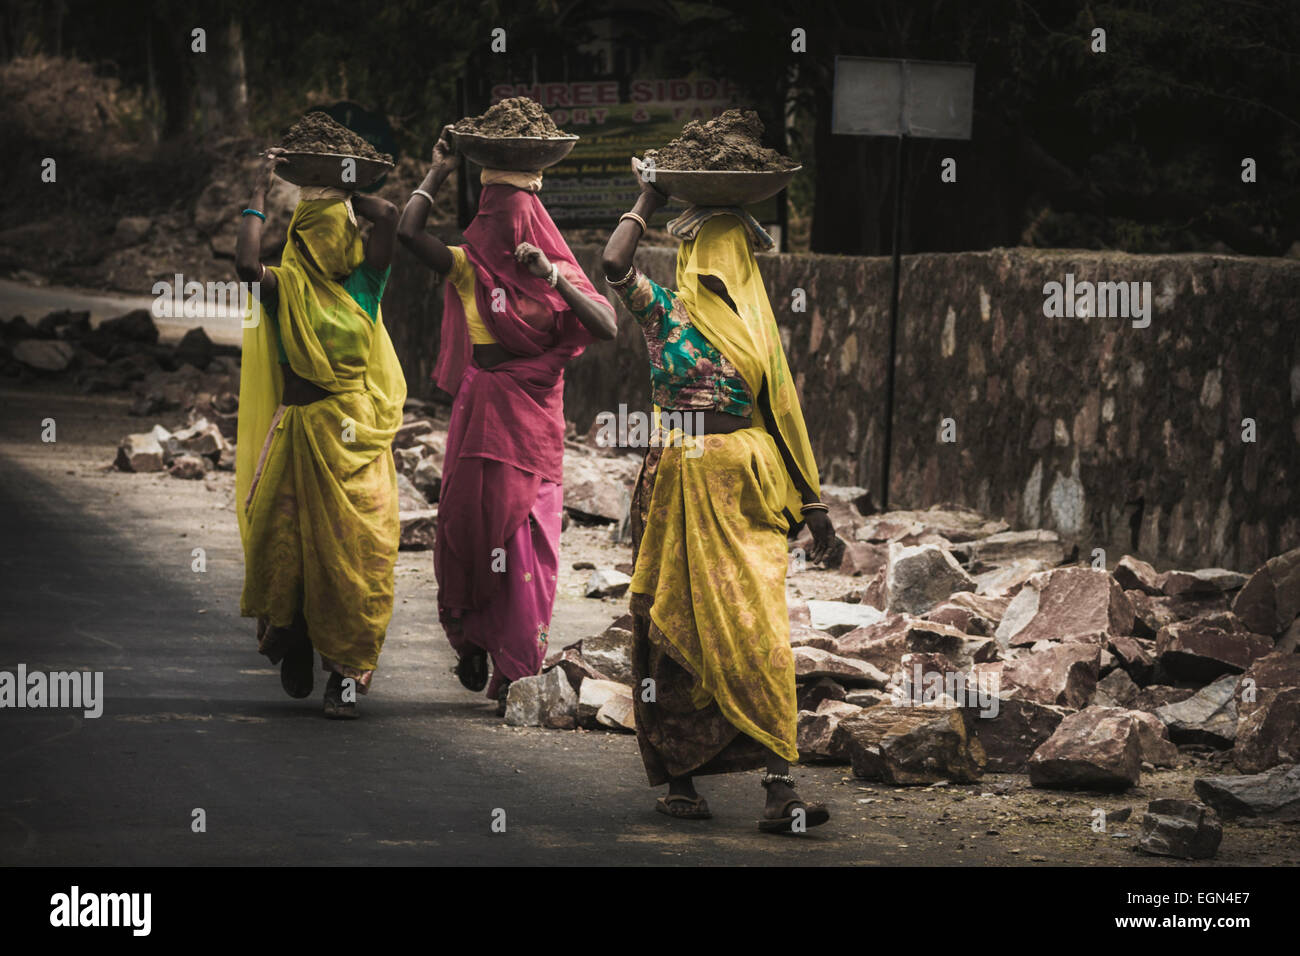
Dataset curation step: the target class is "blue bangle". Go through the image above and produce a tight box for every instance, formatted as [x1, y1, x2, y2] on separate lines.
[242, 208, 266, 221]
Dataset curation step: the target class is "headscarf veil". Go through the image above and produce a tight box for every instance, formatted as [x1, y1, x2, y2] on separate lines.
[675, 214, 821, 517]
[236, 199, 406, 540]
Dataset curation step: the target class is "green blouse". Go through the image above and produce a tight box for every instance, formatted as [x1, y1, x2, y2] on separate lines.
[269, 261, 390, 363]
[607, 267, 753, 418]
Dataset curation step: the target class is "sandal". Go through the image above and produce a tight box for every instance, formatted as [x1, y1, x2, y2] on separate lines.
[455, 648, 489, 692]
[279, 627, 314, 700]
[655, 794, 712, 820]
[322, 672, 359, 720]
[758, 799, 830, 833]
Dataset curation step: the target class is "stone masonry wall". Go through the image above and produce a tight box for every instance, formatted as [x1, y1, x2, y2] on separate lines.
[384, 244, 1300, 571]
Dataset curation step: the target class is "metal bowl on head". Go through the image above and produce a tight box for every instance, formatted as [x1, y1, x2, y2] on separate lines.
[274, 151, 394, 189]
[631, 156, 800, 207]
[451, 130, 579, 172]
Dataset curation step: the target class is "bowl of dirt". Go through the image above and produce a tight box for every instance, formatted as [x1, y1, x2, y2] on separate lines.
[273, 112, 395, 188]
[636, 109, 800, 206]
[451, 97, 579, 172]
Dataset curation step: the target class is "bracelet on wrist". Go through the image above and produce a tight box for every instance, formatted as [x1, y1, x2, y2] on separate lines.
[606, 265, 635, 287]
[545, 263, 560, 288]
[242, 208, 266, 221]
[619, 211, 647, 233]
[412, 188, 435, 205]
[800, 502, 829, 513]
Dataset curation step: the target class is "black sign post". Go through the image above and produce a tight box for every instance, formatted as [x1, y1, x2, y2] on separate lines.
[832, 57, 974, 510]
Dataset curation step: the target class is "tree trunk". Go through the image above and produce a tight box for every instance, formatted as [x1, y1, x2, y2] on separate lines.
[220, 18, 249, 134]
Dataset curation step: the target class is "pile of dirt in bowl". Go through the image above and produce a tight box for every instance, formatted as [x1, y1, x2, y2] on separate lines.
[455, 97, 570, 138]
[278, 112, 393, 163]
[643, 109, 796, 171]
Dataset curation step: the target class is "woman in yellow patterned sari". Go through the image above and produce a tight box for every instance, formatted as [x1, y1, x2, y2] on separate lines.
[602, 176, 836, 832]
[234, 149, 405, 719]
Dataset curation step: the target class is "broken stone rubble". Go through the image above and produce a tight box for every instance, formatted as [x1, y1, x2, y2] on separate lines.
[1231, 545, 1300, 637]
[797, 699, 863, 761]
[585, 568, 631, 599]
[1232, 651, 1300, 773]
[1028, 707, 1152, 790]
[885, 542, 975, 615]
[830, 705, 986, 785]
[1154, 612, 1272, 682]
[570, 619, 634, 685]
[577, 678, 635, 731]
[1136, 799, 1221, 860]
[115, 417, 234, 476]
[432, 492, 1300, 808]
[975, 643, 1100, 709]
[1154, 674, 1239, 748]
[972, 696, 1068, 773]
[504, 666, 578, 730]
[1193, 764, 1300, 822]
[994, 567, 1133, 649]
[805, 599, 884, 635]
[793, 646, 889, 688]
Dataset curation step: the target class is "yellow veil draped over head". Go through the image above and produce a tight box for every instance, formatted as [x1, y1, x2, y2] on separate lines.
[674, 215, 821, 519]
[235, 198, 406, 542]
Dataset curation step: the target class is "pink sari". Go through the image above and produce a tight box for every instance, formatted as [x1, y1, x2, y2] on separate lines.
[434, 184, 597, 696]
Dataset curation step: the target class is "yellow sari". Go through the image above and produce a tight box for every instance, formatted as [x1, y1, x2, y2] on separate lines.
[236, 200, 407, 679]
[629, 216, 821, 764]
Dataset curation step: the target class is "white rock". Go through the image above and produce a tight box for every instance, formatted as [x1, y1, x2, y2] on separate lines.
[13, 339, 75, 372]
[807, 600, 885, 634]
[114, 432, 166, 472]
[595, 687, 636, 732]
[577, 678, 632, 728]
[585, 568, 631, 598]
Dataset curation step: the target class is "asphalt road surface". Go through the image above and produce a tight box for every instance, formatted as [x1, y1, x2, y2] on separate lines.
[0, 386, 893, 866]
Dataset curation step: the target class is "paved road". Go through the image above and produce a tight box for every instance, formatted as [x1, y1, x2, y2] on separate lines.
[0, 393, 890, 867]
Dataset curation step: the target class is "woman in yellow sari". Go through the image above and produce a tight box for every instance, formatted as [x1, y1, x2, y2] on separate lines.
[233, 149, 406, 719]
[601, 176, 837, 832]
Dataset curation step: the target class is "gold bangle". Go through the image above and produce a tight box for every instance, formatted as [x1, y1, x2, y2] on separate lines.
[619, 211, 647, 233]
[606, 264, 635, 287]
[800, 502, 829, 513]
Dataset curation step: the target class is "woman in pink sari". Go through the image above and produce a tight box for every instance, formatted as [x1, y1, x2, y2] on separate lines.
[398, 126, 617, 711]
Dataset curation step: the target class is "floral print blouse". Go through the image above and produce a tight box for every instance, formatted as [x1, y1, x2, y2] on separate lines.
[607, 268, 752, 418]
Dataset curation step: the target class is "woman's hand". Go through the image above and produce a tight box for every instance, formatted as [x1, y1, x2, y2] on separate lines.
[633, 158, 669, 213]
[804, 510, 836, 565]
[515, 241, 553, 279]
[519, 240, 617, 339]
[431, 125, 456, 176]
[253, 148, 286, 197]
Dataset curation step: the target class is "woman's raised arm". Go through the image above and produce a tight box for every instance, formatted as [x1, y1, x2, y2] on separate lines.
[601, 163, 668, 281]
[351, 193, 398, 271]
[235, 149, 285, 298]
[515, 242, 618, 340]
[397, 125, 457, 275]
